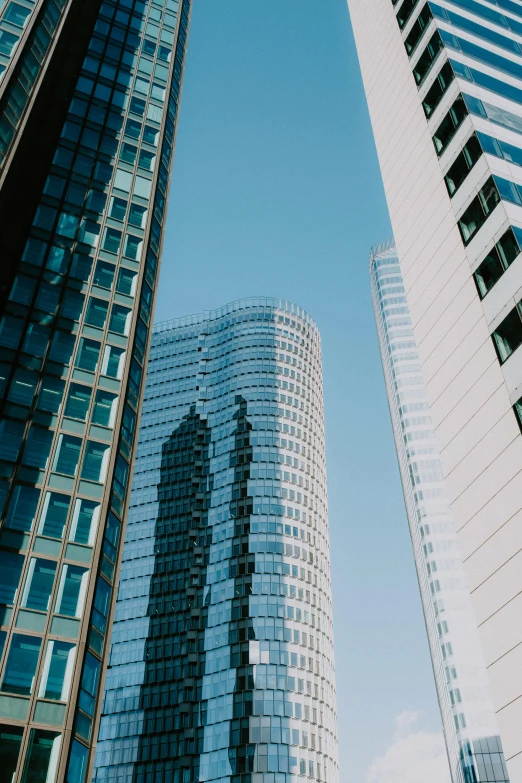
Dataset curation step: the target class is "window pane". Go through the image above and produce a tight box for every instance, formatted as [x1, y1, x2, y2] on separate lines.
[123, 233, 143, 261]
[22, 426, 54, 469]
[8, 369, 38, 406]
[66, 739, 89, 783]
[55, 564, 89, 617]
[38, 640, 76, 701]
[79, 652, 101, 716]
[52, 435, 82, 476]
[102, 227, 122, 254]
[1, 634, 42, 695]
[92, 577, 112, 634]
[93, 260, 115, 289]
[36, 377, 65, 414]
[21, 558, 57, 611]
[0, 418, 24, 461]
[48, 331, 76, 366]
[85, 297, 109, 329]
[109, 196, 127, 221]
[46, 245, 69, 275]
[0, 550, 24, 604]
[20, 729, 62, 783]
[9, 275, 36, 305]
[64, 384, 92, 421]
[35, 283, 60, 314]
[61, 290, 85, 321]
[116, 267, 137, 296]
[23, 323, 50, 357]
[37, 492, 71, 539]
[493, 308, 522, 363]
[109, 304, 131, 335]
[0, 315, 23, 349]
[0, 724, 24, 783]
[81, 441, 110, 483]
[5, 4, 31, 28]
[5, 485, 40, 532]
[101, 345, 125, 379]
[92, 390, 118, 428]
[75, 338, 101, 373]
[69, 500, 100, 546]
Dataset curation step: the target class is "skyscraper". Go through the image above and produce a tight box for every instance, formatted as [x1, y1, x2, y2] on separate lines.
[348, 0, 522, 777]
[93, 297, 339, 783]
[371, 239, 509, 783]
[0, 0, 190, 780]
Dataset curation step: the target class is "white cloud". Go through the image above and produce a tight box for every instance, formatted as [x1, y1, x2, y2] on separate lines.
[365, 712, 452, 783]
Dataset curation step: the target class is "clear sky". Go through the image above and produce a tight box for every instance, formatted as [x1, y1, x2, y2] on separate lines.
[155, 1, 449, 780]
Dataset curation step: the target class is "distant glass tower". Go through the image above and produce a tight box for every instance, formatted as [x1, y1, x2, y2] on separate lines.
[94, 297, 339, 783]
[371, 240, 509, 783]
[0, 0, 191, 780]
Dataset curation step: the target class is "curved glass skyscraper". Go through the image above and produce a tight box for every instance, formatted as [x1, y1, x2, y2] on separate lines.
[94, 297, 339, 783]
[371, 241, 509, 783]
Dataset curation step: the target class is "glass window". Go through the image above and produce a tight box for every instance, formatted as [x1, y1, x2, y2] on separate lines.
[0, 418, 24, 461]
[128, 203, 146, 229]
[109, 304, 131, 335]
[60, 290, 85, 321]
[85, 297, 109, 329]
[69, 500, 100, 546]
[87, 189, 107, 214]
[8, 369, 38, 406]
[64, 384, 92, 421]
[79, 219, 100, 248]
[0, 550, 24, 604]
[75, 338, 101, 373]
[102, 227, 122, 254]
[81, 442, 110, 483]
[1, 634, 42, 695]
[35, 283, 60, 314]
[23, 323, 50, 357]
[70, 253, 93, 281]
[78, 652, 101, 717]
[5, 485, 40, 532]
[143, 124, 159, 145]
[56, 212, 79, 239]
[37, 493, 71, 539]
[48, 330, 76, 366]
[22, 426, 54, 469]
[38, 640, 76, 701]
[101, 345, 125, 379]
[9, 274, 36, 305]
[120, 142, 137, 164]
[65, 739, 89, 783]
[93, 260, 115, 289]
[109, 196, 127, 221]
[116, 267, 138, 296]
[0, 363, 8, 398]
[36, 377, 65, 414]
[20, 729, 62, 783]
[21, 558, 57, 611]
[22, 238, 47, 267]
[92, 577, 111, 635]
[92, 390, 118, 428]
[493, 307, 522, 363]
[55, 564, 89, 617]
[0, 724, 24, 783]
[0, 315, 23, 349]
[138, 149, 155, 171]
[5, 3, 31, 27]
[46, 245, 69, 275]
[52, 434, 82, 476]
[114, 168, 132, 192]
[133, 177, 150, 200]
[123, 233, 143, 261]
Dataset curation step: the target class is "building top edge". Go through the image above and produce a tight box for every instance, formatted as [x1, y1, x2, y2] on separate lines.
[152, 296, 319, 334]
[369, 238, 397, 266]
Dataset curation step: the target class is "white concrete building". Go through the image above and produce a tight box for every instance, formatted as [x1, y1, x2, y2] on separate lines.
[347, 0, 522, 780]
[371, 239, 508, 783]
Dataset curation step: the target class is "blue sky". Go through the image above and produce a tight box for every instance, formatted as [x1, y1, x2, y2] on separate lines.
[155, 0, 445, 778]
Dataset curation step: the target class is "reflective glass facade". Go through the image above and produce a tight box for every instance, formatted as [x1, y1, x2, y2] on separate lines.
[0, 0, 191, 780]
[371, 240, 509, 783]
[94, 297, 339, 783]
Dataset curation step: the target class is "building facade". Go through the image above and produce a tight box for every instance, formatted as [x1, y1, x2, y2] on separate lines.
[0, 0, 191, 780]
[93, 297, 339, 783]
[347, 0, 522, 778]
[371, 239, 509, 783]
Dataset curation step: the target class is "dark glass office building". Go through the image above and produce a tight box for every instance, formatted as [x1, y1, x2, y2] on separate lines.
[0, 0, 191, 780]
[93, 298, 339, 783]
